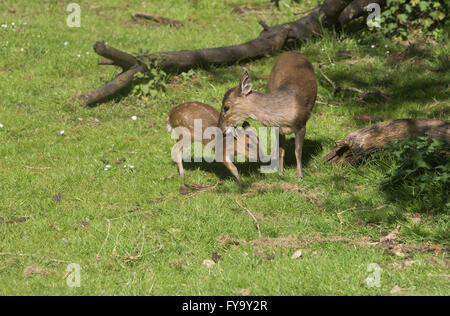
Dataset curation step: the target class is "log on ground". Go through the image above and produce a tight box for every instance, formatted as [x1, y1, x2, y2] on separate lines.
[324, 119, 450, 163]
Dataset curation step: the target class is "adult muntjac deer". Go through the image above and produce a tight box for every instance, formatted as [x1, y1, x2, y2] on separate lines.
[167, 102, 258, 183]
[218, 51, 317, 178]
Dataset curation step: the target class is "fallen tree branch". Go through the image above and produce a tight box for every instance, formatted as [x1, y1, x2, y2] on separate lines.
[79, 0, 355, 106]
[324, 119, 450, 163]
[79, 63, 146, 107]
[318, 64, 389, 101]
[294, 6, 319, 16]
[134, 13, 184, 27]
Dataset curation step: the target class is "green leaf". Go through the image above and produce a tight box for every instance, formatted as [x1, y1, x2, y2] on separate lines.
[419, 1, 429, 11]
[397, 13, 408, 23]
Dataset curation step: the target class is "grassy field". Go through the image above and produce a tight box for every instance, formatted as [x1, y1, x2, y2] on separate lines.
[0, 0, 448, 296]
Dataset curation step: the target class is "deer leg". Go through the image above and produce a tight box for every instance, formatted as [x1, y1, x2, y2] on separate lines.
[279, 134, 286, 172]
[294, 127, 306, 178]
[223, 154, 242, 184]
[174, 143, 185, 184]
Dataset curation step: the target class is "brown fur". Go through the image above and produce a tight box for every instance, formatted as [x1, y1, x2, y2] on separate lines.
[218, 51, 317, 177]
[167, 102, 258, 183]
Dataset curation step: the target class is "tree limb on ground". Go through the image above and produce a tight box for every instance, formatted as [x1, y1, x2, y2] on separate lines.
[2, 0, 15, 13]
[133, 13, 184, 27]
[338, 0, 386, 26]
[324, 119, 450, 163]
[79, 0, 361, 107]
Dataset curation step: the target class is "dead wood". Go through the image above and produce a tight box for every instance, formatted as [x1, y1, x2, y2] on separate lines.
[324, 119, 450, 163]
[79, 0, 357, 106]
[133, 13, 184, 26]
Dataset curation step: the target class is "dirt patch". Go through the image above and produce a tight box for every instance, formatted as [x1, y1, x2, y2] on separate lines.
[244, 181, 326, 205]
[0, 217, 29, 225]
[425, 257, 450, 269]
[23, 265, 49, 278]
[231, 4, 273, 16]
[250, 236, 302, 249]
[378, 225, 446, 257]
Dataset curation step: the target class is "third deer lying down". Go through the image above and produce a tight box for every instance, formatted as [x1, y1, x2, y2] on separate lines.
[167, 102, 258, 183]
[218, 51, 317, 177]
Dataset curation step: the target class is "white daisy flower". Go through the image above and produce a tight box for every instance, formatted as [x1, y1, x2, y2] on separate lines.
[131, 116, 137, 121]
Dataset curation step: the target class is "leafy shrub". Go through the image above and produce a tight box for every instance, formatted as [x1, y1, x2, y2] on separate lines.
[380, 136, 449, 213]
[379, 0, 448, 41]
[132, 65, 168, 99]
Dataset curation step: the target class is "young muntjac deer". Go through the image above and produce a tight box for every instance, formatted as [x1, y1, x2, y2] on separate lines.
[218, 51, 317, 178]
[167, 102, 258, 183]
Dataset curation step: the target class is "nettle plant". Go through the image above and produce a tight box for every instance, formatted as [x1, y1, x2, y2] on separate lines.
[381, 136, 449, 212]
[132, 63, 168, 98]
[379, 0, 448, 41]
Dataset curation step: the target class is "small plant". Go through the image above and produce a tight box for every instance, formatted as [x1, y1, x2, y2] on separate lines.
[180, 69, 196, 81]
[132, 64, 168, 98]
[379, 0, 448, 41]
[380, 136, 449, 213]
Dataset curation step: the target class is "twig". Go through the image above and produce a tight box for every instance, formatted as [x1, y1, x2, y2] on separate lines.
[96, 219, 111, 259]
[316, 100, 338, 107]
[235, 198, 262, 239]
[0, 252, 66, 263]
[124, 225, 146, 261]
[148, 274, 156, 295]
[134, 13, 184, 26]
[0, 252, 32, 257]
[258, 20, 270, 32]
[112, 223, 126, 257]
[23, 165, 51, 170]
[2, 0, 15, 13]
[318, 64, 389, 101]
[80, 0, 354, 106]
[336, 207, 356, 234]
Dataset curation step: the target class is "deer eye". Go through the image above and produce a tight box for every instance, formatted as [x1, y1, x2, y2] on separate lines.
[223, 106, 230, 113]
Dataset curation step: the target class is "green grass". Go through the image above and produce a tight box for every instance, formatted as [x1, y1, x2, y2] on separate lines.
[0, 0, 449, 296]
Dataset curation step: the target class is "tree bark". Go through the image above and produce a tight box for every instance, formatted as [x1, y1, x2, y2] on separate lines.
[79, 0, 357, 106]
[324, 119, 450, 163]
[338, 0, 386, 26]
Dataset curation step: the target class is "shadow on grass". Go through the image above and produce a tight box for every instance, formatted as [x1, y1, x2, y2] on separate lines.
[181, 139, 323, 181]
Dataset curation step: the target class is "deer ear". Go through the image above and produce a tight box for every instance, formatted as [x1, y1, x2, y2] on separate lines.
[239, 68, 252, 97]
